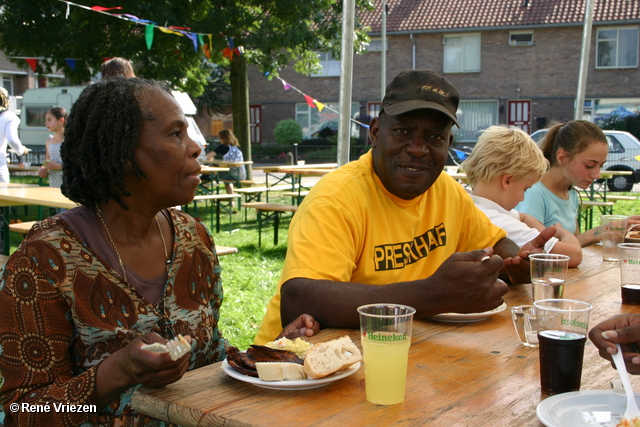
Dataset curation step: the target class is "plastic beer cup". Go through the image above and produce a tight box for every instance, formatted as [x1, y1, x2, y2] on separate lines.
[358, 304, 415, 405]
[534, 299, 592, 395]
[529, 254, 569, 302]
[619, 243, 640, 305]
[601, 215, 628, 262]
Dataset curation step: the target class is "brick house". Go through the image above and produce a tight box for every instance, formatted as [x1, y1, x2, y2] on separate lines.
[226, 0, 640, 147]
[0, 54, 65, 109]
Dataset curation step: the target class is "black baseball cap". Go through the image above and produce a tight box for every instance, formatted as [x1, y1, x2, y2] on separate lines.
[380, 69, 460, 126]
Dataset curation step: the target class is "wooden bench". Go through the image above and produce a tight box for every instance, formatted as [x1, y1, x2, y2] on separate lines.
[0, 254, 9, 266]
[283, 191, 310, 204]
[604, 195, 639, 202]
[221, 179, 261, 188]
[579, 200, 615, 230]
[242, 202, 298, 246]
[9, 220, 37, 235]
[185, 194, 242, 233]
[235, 184, 297, 219]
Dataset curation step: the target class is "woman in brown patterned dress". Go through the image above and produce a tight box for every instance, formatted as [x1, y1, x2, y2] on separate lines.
[0, 78, 318, 426]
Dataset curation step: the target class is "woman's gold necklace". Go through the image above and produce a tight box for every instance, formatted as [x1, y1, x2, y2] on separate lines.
[95, 207, 175, 338]
[95, 207, 170, 283]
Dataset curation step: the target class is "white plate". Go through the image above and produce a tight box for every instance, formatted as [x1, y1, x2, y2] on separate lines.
[426, 302, 507, 323]
[221, 360, 361, 390]
[537, 390, 640, 427]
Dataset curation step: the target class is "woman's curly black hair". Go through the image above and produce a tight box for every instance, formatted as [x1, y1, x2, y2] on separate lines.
[61, 77, 172, 210]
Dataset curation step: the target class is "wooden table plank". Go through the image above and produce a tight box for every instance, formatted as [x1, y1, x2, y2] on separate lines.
[133, 246, 640, 426]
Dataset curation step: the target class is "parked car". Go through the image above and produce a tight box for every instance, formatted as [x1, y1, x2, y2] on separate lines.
[530, 129, 640, 192]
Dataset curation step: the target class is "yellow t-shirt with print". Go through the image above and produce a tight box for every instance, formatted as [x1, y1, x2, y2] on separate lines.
[254, 151, 506, 344]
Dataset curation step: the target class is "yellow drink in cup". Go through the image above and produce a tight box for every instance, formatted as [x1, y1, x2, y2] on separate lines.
[361, 333, 411, 405]
[358, 304, 415, 405]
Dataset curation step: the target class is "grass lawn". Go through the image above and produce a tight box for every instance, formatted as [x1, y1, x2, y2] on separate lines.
[4, 175, 639, 349]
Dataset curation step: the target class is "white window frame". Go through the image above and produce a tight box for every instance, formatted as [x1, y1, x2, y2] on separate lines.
[1, 75, 13, 95]
[367, 37, 388, 52]
[295, 102, 360, 139]
[443, 33, 481, 73]
[454, 99, 498, 143]
[596, 26, 639, 69]
[311, 52, 341, 77]
[509, 31, 534, 46]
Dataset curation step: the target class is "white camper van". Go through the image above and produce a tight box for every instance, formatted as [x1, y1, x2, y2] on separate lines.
[18, 86, 207, 154]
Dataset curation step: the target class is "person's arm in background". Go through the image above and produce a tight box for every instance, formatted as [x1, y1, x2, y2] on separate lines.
[577, 216, 640, 248]
[38, 138, 52, 178]
[4, 113, 28, 156]
[521, 213, 582, 267]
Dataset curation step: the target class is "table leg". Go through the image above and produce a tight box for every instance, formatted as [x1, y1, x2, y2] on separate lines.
[215, 200, 221, 233]
[273, 212, 280, 245]
[257, 210, 263, 247]
[2, 206, 10, 255]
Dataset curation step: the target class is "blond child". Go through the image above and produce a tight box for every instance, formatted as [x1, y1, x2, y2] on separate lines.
[462, 125, 582, 266]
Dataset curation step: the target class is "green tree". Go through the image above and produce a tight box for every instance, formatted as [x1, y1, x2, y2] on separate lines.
[599, 113, 640, 140]
[273, 119, 303, 145]
[0, 0, 373, 176]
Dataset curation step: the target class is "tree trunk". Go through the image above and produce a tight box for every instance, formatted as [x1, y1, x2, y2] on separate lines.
[230, 55, 252, 180]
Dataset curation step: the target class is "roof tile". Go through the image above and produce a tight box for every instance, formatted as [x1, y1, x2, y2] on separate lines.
[360, 0, 640, 33]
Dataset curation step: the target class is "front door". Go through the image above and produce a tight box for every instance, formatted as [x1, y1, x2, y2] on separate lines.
[507, 100, 532, 133]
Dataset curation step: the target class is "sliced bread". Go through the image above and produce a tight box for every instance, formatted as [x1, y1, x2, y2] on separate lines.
[303, 335, 362, 379]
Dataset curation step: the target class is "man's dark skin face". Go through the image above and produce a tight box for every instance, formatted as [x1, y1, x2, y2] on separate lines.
[369, 109, 454, 200]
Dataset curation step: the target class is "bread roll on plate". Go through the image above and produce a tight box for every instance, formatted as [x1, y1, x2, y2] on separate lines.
[303, 336, 362, 379]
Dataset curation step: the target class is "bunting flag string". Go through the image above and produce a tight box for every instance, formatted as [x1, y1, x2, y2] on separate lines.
[268, 73, 370, 129]
[10, 56, 82, 72]
[55, 0, 242, 60]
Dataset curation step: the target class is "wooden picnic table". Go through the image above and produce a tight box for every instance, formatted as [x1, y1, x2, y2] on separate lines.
[584, 170, 633, 202]
[253, 164, 338, 196]
[266, 167, 335, 204]
[253, 163, 338, 173]
[8, 164, 44, 185]
[0, 184, 78, 254]
[204, 160, 253, 168]
[132, 245, 640, 426]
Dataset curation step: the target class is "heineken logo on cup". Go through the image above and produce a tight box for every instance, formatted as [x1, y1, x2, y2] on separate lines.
[363, 332, 408, 342]
[561, 318, 588, 330]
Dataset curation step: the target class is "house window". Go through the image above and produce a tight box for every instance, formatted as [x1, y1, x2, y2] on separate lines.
[295, 102, 360, 139]
[2, 76, 12, 95]
[596, 27, 639, 69]
[509, 31, 534, 46]
[311, 52, 341, 77]
[443, 33, 481, 73]
[367, 38, 387, 52]
[368, 102, 381, 119]
[455, 100, 498, 142]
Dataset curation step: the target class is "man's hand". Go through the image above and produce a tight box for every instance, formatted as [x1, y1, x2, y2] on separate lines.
[277, 314, 320, 340]
[502, 226, 556, 284]
[427, 248, 508, 315]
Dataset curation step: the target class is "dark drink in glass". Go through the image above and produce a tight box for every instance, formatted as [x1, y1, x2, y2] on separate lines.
[538, 329, 587, 395]
[622, 284, 640, 305]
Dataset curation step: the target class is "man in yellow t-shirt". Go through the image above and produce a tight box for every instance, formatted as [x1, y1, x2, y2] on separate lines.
[255, 70, 554, 345]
